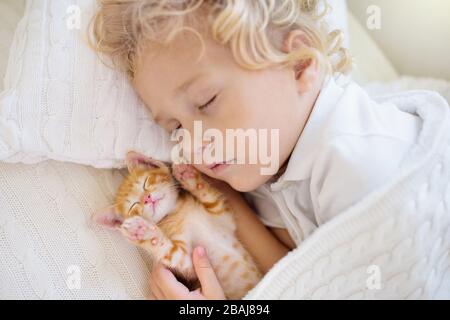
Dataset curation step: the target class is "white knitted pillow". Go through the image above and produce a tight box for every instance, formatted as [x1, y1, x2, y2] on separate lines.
[0, 0, 348, 169]
[0, 0, 173, 168]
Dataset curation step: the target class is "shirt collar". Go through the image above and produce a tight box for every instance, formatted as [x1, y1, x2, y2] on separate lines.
[270, 76, 346, 191]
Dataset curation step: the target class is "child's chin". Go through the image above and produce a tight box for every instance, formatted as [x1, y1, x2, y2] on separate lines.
[227, 170, 275, 193]
[227, 176, 259, 193]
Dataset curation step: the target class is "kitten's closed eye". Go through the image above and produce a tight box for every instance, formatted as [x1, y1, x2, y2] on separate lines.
[128, 202, 140, 215]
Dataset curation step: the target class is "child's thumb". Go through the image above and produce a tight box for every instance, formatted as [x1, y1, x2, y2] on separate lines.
[193, 246, 225, 300]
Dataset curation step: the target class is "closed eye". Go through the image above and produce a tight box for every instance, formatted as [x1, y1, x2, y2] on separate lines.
[143, 176, 149, 190]
[197, 95, 217, 111]
[128, 202, 139, 215]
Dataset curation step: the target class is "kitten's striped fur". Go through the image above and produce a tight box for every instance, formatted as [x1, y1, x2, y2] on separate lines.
[93, 152, 262, 299]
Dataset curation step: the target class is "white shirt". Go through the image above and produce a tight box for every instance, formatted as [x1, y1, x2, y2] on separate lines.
[245, 77, 423, 246]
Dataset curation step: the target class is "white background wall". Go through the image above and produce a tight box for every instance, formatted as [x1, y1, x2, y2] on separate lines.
[348, 0, 450, 80]
[0, 0, 26, 90]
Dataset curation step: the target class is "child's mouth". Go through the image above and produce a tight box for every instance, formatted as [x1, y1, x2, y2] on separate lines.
[207, 159, 235, 174]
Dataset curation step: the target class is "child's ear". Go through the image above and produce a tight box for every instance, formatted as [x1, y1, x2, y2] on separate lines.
[125, 151, 167, 173]
[92, 205, 123, 230]
[282, 30, 319, 93]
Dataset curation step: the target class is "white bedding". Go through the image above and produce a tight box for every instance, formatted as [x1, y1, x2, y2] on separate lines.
[0, 161, 152, 299]
[1, 77, 449, 299]
[0, 0, 173, 169]
[365, 76, 450, 102]
[1, 0, 448, 300]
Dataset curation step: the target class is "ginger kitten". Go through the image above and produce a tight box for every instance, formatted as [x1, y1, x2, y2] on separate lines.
[93, 152, 262, 299]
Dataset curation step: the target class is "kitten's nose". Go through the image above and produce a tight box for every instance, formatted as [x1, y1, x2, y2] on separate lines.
[143, 193, 160, 205]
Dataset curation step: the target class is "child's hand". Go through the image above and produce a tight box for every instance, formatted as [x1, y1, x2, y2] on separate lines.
[149, 246, 226, 300]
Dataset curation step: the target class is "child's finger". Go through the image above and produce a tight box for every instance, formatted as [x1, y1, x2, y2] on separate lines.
[154, 265, 190, 299]
[150, 264, 168, 299]
[149, 278, 164, 299]
[147, 292, 157, 300]
[193, 246, 226, 300]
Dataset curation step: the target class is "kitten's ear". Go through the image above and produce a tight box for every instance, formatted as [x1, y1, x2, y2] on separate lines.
[92, 205, 123, 230]
[126, 151, 167, 173]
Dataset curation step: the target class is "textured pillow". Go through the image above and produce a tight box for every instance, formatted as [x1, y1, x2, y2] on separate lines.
[0, 0, 173, 168]
[0, 0, 349, 169]
[0, 160, 152, 299]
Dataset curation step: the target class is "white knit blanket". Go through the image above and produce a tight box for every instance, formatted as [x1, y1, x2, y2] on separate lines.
[245, 79, 450, 299]
[1, 77, 449, 299]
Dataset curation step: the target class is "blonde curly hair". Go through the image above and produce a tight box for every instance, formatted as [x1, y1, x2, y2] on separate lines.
[89, 0, 351, 79]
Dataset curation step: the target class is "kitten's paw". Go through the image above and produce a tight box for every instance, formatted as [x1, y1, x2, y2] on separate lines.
[172, 164, 204, 191]
[121, 216, 158, 243]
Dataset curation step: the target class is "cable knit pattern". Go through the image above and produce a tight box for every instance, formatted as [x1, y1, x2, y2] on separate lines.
[245, 88, 450, 300]
[0, 0, 173, 168]
[0, 160, 153, 299]
[246, 148, 450, 299]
